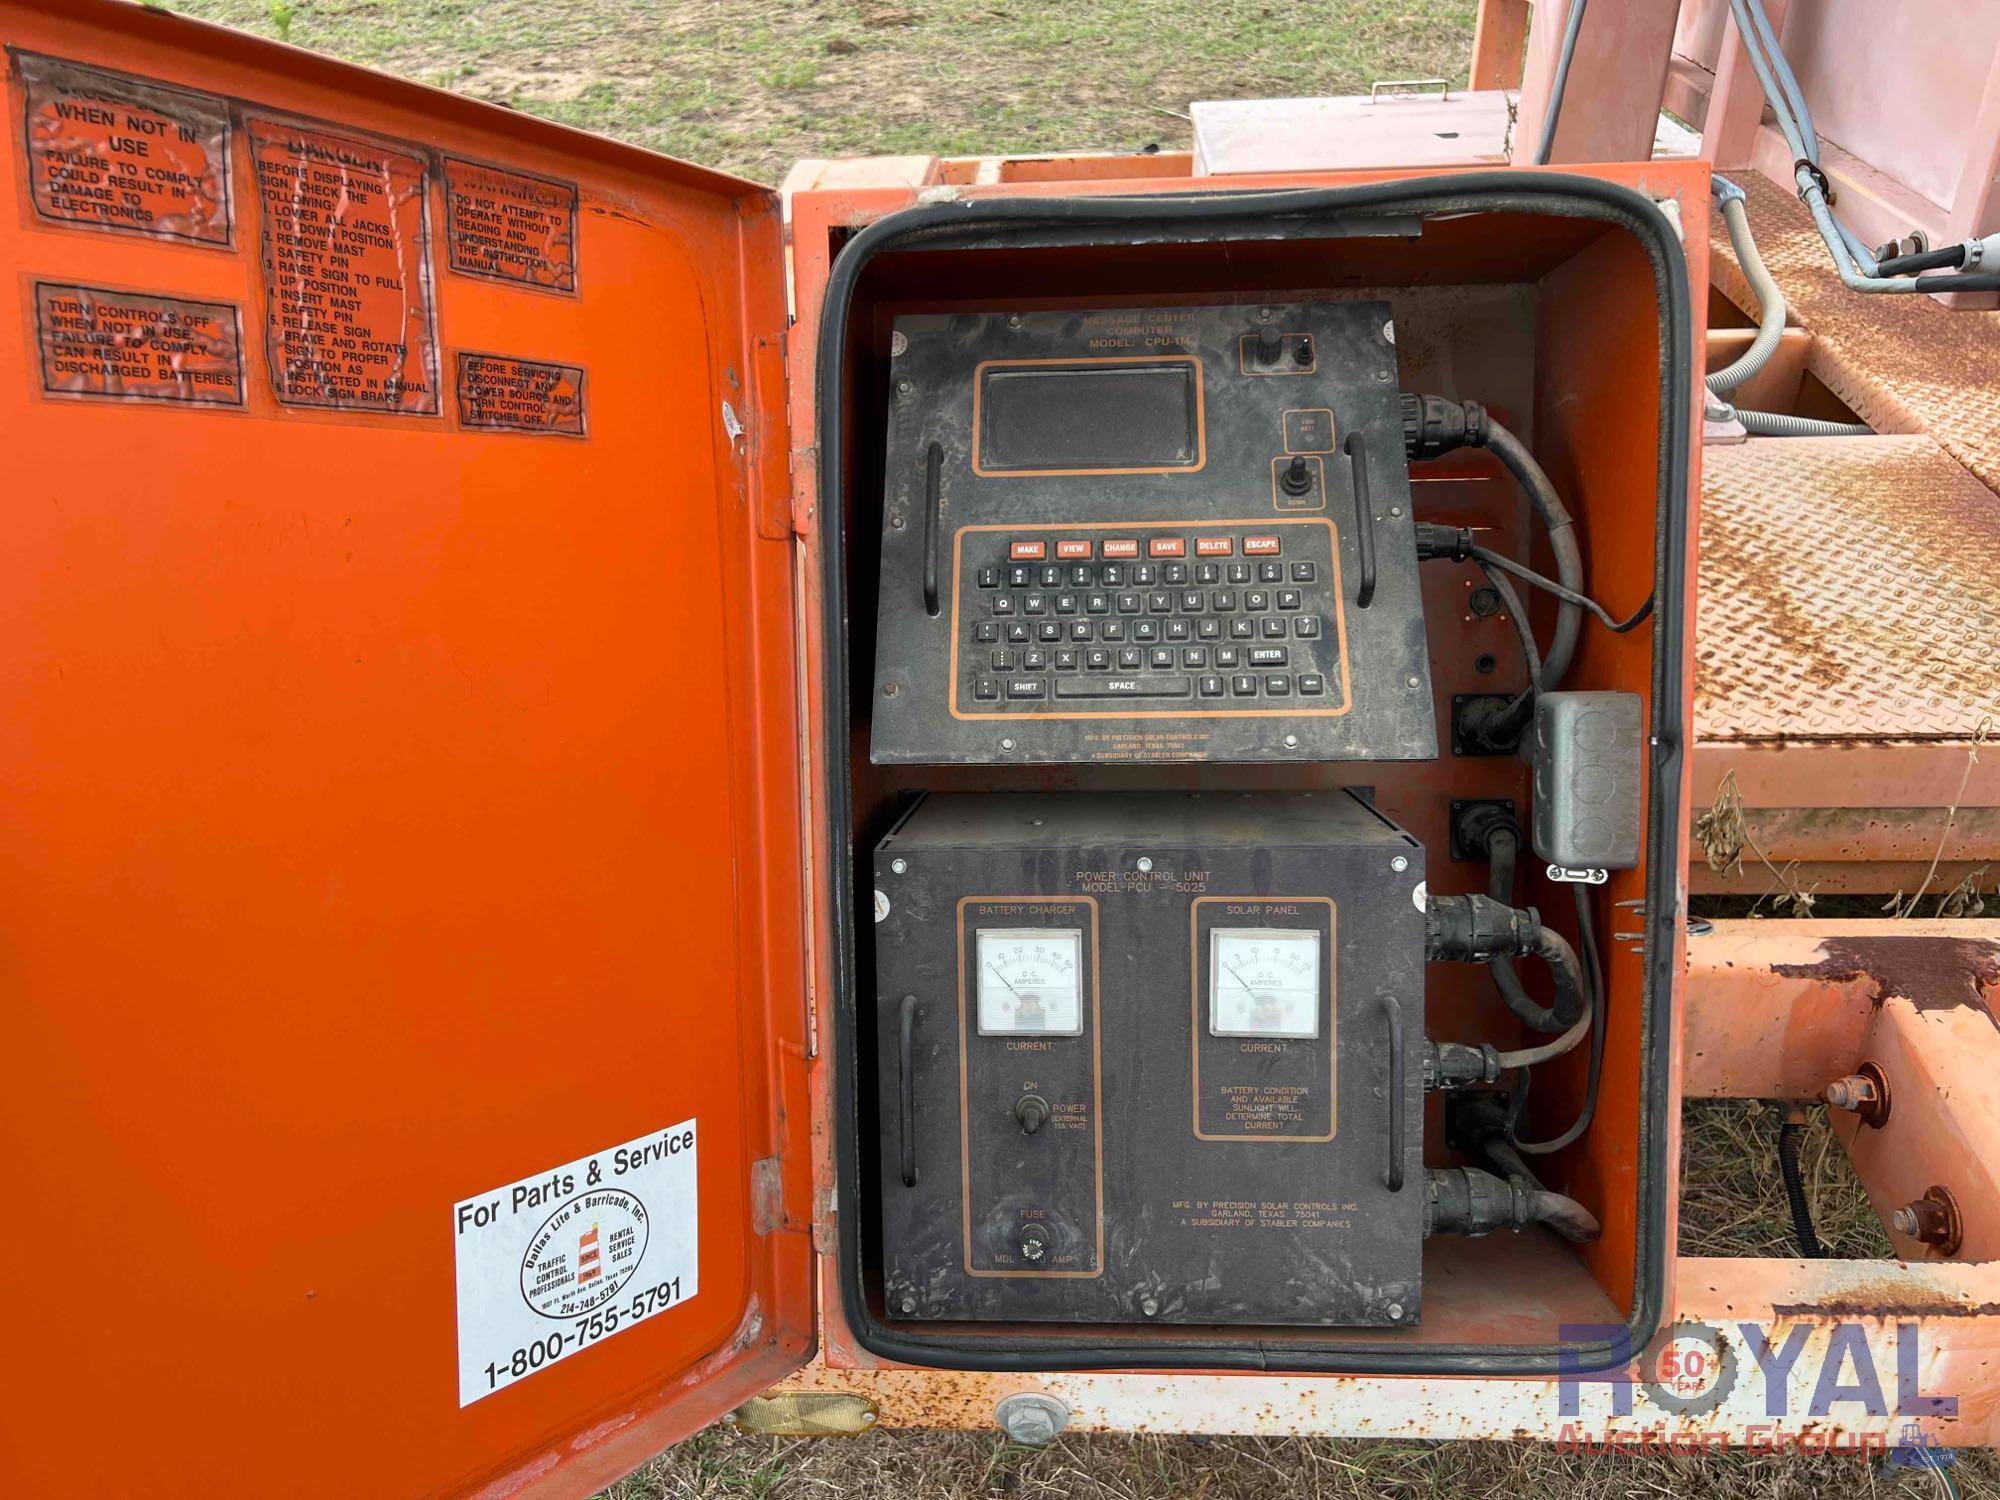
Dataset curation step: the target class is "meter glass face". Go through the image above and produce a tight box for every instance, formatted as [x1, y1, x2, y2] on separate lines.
[1210, 928, 1322, 1038]
[975, 928, 1083, 1035]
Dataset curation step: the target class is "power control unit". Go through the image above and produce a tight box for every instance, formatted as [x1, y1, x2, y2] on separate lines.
[872, 790, 1427, 1328]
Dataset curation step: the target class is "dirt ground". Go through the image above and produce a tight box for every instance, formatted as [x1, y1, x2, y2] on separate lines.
[159, 2, 1998, 1493]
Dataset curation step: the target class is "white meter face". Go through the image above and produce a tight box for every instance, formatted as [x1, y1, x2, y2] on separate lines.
[1210, 928, 1322, 1038]
[976, 928, 1083, 1036]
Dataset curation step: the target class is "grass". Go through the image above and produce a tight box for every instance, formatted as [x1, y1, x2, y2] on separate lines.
[155, 2, 1991, 1493]
[158, 0, 1478, 182]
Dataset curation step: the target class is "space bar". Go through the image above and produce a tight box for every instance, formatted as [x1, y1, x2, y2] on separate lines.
[1054, 675, 1193, 700]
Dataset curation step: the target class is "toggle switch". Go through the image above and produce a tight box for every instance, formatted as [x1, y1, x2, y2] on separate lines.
[1014, 1093, 1051, 1135]
[1281, 455, 1315, 497]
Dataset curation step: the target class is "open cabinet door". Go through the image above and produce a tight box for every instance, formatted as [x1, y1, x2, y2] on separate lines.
[1, 4, 811, 1495]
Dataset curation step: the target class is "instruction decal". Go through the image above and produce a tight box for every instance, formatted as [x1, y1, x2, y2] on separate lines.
[444, 157, 579, 293]
[455, 351, 587, 436]
[454, 1119, 698, 1406]
[247, 115, 440, 413]
[34, 281, 244, 407]
[16, 52, 232, 245]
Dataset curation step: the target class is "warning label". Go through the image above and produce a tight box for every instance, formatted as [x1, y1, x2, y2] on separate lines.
[456, 352, 587, 436]
[16, 53, 232, 245]
[34, 282, 244, 407]
[443, 158, 578, 293]
[453, 1120, 699, 1406]
[247, 115, 439, 413]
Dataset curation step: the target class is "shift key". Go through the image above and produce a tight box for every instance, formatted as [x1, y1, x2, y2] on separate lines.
[1054, 675, 1192, 699]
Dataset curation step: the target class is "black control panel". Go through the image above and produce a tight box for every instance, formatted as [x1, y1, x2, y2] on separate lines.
[873, 791, 1427, 1327]
[869, 302, 1436, 765]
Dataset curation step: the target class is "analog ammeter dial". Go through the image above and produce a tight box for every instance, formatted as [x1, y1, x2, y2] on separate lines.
[1209, 927, 1322, 1038]
[976, 928, 1083, 1035]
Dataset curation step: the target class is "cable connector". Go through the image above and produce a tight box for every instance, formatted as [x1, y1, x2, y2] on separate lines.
[1400, 393, 1488, 461]
[1412, 521, 1476, 561]
[1425, 1040, 1503, 1091]
[1425, 893, 1539, 963]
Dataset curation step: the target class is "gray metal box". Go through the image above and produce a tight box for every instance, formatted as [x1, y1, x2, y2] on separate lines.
[1531, 691, 1643, 871]
[871, 790, 1426, 1327]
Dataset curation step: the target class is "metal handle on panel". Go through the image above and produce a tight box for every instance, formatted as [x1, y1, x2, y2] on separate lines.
[1345, 431, 1377, 610]
[1380, 993, 1406, 1193]
[922, 442, 943, 618]
[898, 994, 920, 1186]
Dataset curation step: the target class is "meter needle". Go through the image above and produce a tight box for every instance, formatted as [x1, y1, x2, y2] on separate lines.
[986, 962, 1021, 996]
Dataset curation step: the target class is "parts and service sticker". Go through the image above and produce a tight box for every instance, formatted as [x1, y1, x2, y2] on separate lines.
[454, 1119, 698, 1406]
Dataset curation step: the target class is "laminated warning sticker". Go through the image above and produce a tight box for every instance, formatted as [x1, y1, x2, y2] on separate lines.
[247, 115, 440, 414]
[453, 1120, 699, 1406]
[15, 52, 232, 245]
[34, 282, 244, 407]
[455, 351, 587, 436]
[444, 158, 578, 293]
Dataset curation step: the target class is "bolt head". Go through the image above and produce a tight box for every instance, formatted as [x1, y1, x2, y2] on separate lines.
[1892, 1207, 1919, 1236]
[1000, 737, 1016, 751]
[896, 378, 912, 394]
[1391, 855, 1410, 873]
[899, 1294, 916, 1313]
[1387, 1302, 1405, 1320]
[1407, 675, 1422, 689]
[1136, 856, 1154, 872]
[890, 857, 908, 875]
[1283, 734, 1300, 749]
[1141, 1296, 1160, 1316]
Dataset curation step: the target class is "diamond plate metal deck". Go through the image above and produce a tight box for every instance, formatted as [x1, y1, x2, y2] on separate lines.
[1708, 176, 2000, 496]
[1697, 435, 2000, 741]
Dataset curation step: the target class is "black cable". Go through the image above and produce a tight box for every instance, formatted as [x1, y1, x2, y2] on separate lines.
[1777, 1110, 1823, 1258]
[1531, 0, 1591, 166]
[1876, 243, 1964, 276]
[1516, 885, 1607, 1155]
[1470, 544, 1654, 634]
[1479, 561, 1542, 714]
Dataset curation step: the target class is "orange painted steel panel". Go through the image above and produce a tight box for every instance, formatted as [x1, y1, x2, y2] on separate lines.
[2, 4, 807, 1498]
[786, 159, 1710, 1368]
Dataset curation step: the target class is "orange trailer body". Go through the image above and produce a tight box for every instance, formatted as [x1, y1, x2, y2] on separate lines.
[8, 1, 2000, 1495]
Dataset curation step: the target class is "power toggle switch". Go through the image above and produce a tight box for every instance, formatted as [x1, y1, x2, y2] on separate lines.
[1014, 1093, 1051, 1135]
[1281, 455, 1315, 497]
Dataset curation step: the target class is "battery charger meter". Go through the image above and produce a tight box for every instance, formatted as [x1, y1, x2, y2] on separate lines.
[975, 928, 1083, 1035]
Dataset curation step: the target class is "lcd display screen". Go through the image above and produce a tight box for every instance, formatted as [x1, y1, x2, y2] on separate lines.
[977, 360, 1201, 472]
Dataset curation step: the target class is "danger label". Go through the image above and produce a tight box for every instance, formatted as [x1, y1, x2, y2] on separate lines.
[247, 116, 439, 413]
[444, 158, 578, 292]
[456, 352, 586, 436]
[16, 53, 232, 245]
[453, 1120, 699, 1406]
[34, 282, 244, 406]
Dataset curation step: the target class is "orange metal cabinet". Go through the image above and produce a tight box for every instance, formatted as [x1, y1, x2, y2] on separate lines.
[2, 2, 1708, 1494]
